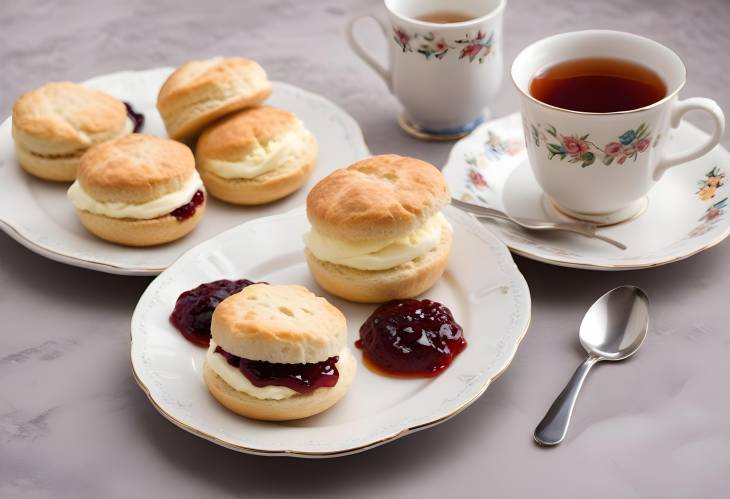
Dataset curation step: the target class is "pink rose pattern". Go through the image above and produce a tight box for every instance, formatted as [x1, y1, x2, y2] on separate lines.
[391, 26, 494, 63]
[455, 30, 494, 63]
[530, 123, 652, 168]
[461, 132, 526, 205]
[393, 26, 411, 52]
[468, 170, 488, 189]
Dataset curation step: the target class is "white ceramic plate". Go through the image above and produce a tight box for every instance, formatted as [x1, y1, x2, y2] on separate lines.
[0, 67, 369, 275]
[443, 113, 730, 270]
[130, 206, 531, 457]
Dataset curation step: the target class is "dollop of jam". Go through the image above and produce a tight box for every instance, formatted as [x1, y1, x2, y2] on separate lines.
[356, 299, 466, 377]
[214, 347, 339, 394]
[170, 190, 205, 221]
[169, 279, 257, 346]
[123, 101, 145, 133]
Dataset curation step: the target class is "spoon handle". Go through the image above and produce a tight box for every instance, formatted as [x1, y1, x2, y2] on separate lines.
[534, 355, 600, 446]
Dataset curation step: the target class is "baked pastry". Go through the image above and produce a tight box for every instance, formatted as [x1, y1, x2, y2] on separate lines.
[157, 57, 272, 141]
[204, 283, 356, 421]
[67, 134, 206, 246]
[304, 154, 452, 303]
[195, 106, 318, 205]
[12, 82, 132, 182]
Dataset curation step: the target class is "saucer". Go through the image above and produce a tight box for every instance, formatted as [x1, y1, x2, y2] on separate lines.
[442, 113, 730, 270]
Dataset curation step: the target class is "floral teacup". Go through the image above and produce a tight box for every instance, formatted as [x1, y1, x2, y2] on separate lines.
[512, 30, 725, 224]
[347, 0, 505, 140]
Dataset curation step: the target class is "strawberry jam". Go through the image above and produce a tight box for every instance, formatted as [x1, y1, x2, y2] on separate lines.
[170, 279, 257, 347]
[214, 347, 339, 394]
[123, 101, 145, 133]
[170, 190, 204, 221]
[356, 299, 466, 377]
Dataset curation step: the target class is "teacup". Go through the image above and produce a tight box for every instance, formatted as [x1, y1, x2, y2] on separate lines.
[347, 0, 505, 140]
[512, 30, 725, 225]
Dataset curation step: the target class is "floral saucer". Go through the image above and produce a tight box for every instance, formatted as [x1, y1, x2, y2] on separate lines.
[442, 113, 730, 270]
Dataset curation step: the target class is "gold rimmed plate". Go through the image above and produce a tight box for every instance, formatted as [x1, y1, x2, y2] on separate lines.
[130, 206, 531, 457]
[0, 67, 370, 275]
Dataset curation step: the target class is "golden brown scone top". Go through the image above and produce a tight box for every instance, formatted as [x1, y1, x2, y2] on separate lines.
[77, 134, 195, 204]
[307, 154, 450, 241]
[157, 57, 270, 115]
[211, 284, 347, 364]
[12, 82, 128, 154]
[196, 106, 299, 161]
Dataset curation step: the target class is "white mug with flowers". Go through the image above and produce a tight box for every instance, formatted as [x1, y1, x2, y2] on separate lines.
[512, 30, 725, 224]
[347, 0, 505, 139]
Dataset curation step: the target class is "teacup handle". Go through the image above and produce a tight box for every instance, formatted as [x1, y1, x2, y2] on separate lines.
[653, 97, 725, 181]
[346, 16, 392, 92]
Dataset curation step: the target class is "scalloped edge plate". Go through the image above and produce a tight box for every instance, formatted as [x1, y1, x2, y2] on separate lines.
[130, 206, 531, 457]
[0, 67, 370, 275]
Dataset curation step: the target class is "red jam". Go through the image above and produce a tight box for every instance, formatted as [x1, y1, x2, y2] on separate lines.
[214, 346, 339, 394]
[170, 190, 205, 221]
[169, 279, 257, 347]
[356, 299, 466, 377]
[123, 101, 145, 133]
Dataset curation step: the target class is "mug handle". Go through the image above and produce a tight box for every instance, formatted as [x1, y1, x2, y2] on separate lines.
[653, 97, 725, 181]
[346, 16, 392, 92]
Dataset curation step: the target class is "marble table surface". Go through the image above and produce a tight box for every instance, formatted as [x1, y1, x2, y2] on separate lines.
[2, 1, 729, 498]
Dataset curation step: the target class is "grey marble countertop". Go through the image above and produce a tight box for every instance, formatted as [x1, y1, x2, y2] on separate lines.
[2, 1, 729, 498]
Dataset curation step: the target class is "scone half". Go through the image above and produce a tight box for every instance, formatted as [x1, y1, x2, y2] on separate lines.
[157, 57, 272, 141]
[304, 154, 452, 303]
[196, 106, 318, 205]
[204, 284, 355, 421]
[12, 82, 132, 181]
[67, 134, 206, 247]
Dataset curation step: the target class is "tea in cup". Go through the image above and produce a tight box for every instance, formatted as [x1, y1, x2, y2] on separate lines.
[512, 30, 725, 224]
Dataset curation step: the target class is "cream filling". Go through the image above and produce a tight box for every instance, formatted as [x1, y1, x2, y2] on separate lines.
[203, 123, 310, 180]
[206, 340, 349, 401]
[67, 169, 203, 220]
[303, 212, 448, 271]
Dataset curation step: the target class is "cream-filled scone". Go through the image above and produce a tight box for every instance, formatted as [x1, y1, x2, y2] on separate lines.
[203, 284, 356, 421]
[195, 106, 318, 205]
[157, 57, 272, 141]
[12, 82, 133, 181]
[67, 134, 206, 246]
[304, 154, 452, 303]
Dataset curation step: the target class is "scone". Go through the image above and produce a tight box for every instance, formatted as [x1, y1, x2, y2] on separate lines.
[195, 106, 318, 205]
[67, 134, 206, 246]
[12, 82, 132, 182]
[157, 57, 272, 141]
[204, 284, 356, 421]
[304, 154, 452, 303]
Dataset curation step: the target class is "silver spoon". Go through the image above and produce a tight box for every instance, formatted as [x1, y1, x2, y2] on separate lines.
[534, 285, 649, 446]
[451, 198, 627, 250]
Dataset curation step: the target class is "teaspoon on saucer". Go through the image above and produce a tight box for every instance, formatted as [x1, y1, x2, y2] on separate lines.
[534, 285, 649, 446]
[451, 198, 627, 250]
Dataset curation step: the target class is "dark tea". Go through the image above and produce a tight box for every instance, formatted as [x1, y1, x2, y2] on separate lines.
[415, 11, 475, 23]
[529, 58, 667, 113]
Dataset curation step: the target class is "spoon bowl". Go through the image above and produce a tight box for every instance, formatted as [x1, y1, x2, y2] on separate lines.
[579, 285, 650, 361]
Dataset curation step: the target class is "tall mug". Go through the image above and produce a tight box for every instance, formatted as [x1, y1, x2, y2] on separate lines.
[347, 0, 506, 140]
